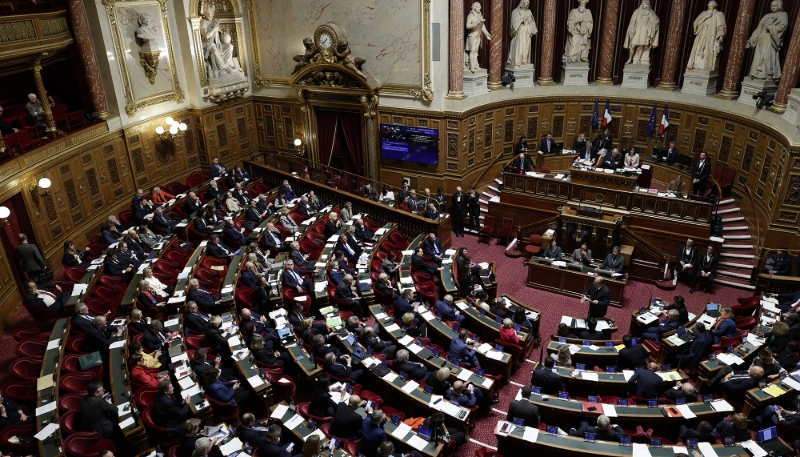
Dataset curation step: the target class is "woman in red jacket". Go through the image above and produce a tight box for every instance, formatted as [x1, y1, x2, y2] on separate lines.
[151, 186, 176, 205]
[498, 318, 519, 345]
[130, 353, 168, 388]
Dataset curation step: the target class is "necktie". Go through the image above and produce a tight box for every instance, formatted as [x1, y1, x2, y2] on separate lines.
[434, 243, 439, 255]
[345, 243, 354, 256]
[292, 271, 301, 283]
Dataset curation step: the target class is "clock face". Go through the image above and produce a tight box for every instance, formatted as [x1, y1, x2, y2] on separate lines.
[319, 33, 332, 49]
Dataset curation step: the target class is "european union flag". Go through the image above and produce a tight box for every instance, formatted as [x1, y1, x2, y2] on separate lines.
[646, 103, 657, 136]
[591, 100, 599, 128]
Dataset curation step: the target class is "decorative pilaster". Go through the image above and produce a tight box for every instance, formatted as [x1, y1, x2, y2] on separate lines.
[717, 0, 756, 99]
[31, 56, 56, 136]
[772, 8, 800, 113]
[538, 0, 557, 86]
[67, 0, 111, 119]
[487, 0, 504, 89]
[595, 0, 621, 86]
[448, 0, 466, 98]
[657, 0, 687, 90]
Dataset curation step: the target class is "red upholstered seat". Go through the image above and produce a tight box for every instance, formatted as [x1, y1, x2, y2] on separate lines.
[142, 406, 178, 446]
[2, 382, 36, 406]
[58, 373, 95, 394]
[58, 393, 82, 414]
[205, 395, 239, 423]
[496, 217, 514, 244]
[11, 328, 39, 341]
[265, 373, 296, 402]
[59, 410, 82, 436]
[475, 446, 504, 457]
[64, 432, 116, 457]
[9, 357, 43, 381]
[62, 354, 103, 381]
[525, 234, 542, 256]
[14, 340, 46, 359]
[0, 424, 37, 453]
[478, 215, 494, 244]
[297, 401, 333, 424]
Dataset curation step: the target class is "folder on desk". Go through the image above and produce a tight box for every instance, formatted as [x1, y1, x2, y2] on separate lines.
[78, 352, 103, 370]
[37, 373, 54, 391]
[580, 401, 602, 414]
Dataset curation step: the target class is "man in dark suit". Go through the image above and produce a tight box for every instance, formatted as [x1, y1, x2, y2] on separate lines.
[411, 247, 441, 276]
[436, 295, 464, 324]
[628, 362, 662, 399]
[244, 200, 265, 227]
[142, 320, 168, 352]
[206, 180, 223, 200]
[445, 381, 479, 408]
[232, 183, 250, 205]
[665, 141, 678, 163]
[678, 421, 715, 443]
[329, 396, 364, 441]
[104, 249, 134, 282]
[323, 352, 363, 382]
[336, 274, 365, 319]
[511, 152, 536, 172]
[507, 386, 540, 427]
[282, 259, 313, 296]
[23, 281, 68, 314]
[598, 246, 624, 273]
[423, 233, 444, 263]
[451, 187, 468, 238]
[642, 309, 681, 343]
[395, 289, 426, 330]
[663, 381, 698, 403]
[568, 415, 627, 440]
[531, 356, 564, 395]
[394, 349, 431, 381]
[152, 208, 177, 234]
[601, 148, 623, 170]
[82, 315, 124, 360]
[187, 279, 224, 314]
[581, 277, 610, 318]
[117, 242, 142, 270]
[540, 132, 556, 154]
[569, 243, 593, 266]
[14, 234, 46, 283]
[72, 302, 99, 334]
[154, 380, 189, 437]
[766, 248, 792, 276]
[699, 365, 763, 396]
[185, 301, 210, 333]
[667, 238, 697, 286]
[675, 323, 713, 368]
[183, 192, 202, 214]
[207, 234, 235, 259]
[224, 220, 248, 245]
[691, 245, 717, 294]
[80, 382, 119, 439]
[335, 234, 360, 263]
[236, 413, 272, 450]
[595, 129, 613, 152]
[616, 335, 648, 370]
[194, 215, 214, 237]
[578, 319, 605, 340]
[210, 158, 227, 178]
[251, 277, 274, 315]
[712, 414, 752, 442]
[692, 151, 711, 195]
[449, 328, 479, 368]
[0, 391, 33, 428]
[126, 229, 149, 256]
[259, 424, 300, 457]
[132, 199, 155, 226]
[262, 223, 286, 253]
[256, 194, 273, 216]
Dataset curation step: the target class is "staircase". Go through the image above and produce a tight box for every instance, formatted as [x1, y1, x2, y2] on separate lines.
[480, 176, 757, 290]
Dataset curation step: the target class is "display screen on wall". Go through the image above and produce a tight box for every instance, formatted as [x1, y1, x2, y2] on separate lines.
[379, 124, 439, 165]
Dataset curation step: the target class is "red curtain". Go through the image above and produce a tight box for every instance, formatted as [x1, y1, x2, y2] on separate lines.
[1, 193, 37, 291]
[315, 109, 339, 167]
[338, 112, 364, 175]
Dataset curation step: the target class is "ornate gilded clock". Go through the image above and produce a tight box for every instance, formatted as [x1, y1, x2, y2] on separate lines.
[313, 23, 347, 63]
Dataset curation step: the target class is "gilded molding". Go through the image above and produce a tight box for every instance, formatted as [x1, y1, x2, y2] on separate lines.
[102, 0, 185, 116]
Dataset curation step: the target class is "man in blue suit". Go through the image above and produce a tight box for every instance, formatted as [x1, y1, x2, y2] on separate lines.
[628, 362, 663, 399]
[423, 233, 444, 264]
[445, 380, 477, 407]
[322, 352, 363, 382]
[187, 278, 224, 314]
[765, 248, 792, 276]
[435, 295, 464, 323]
[207, 235, 235, 259]
[103, 249, 134, 282]
[210, 158, 227, 177]
[531, 356, 564, 395]
[224, 220, 248, 245]
[395, 289, 425, 327]
[665, 141, 678, 163]
[675, 323, 713, 368]
[449, 328, 480, 368]
[280, 180, 297, 201]
[777, 290, 800, 313]
[185, 301, 209, 333]
[282, 260, 312, 295]
[642, 309, 681, 343]
[152, 208, 177, 234]
[710, 308, 737, 344]
[357, 410, 387, 457]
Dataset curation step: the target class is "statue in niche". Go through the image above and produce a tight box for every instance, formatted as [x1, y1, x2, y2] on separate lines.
[563, 0, 593, 64]
[507, 0, 537, 68]
[292, 38, 317, 74]
[464, 1, 492, 71]
[686, 0, 727, 72]
[624, 0, 659, 66]
[200, 2, 242, 78]
[334, 40, 367, 79]
[135, 13, 159, 52]
[745, 0, 788, 80]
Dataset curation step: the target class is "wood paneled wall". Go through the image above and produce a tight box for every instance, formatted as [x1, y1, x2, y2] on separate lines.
[252, 97, 305, 155]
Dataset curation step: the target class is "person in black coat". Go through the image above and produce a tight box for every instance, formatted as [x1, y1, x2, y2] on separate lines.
[322, 352, 363, 383]
[237, 414, 281, 453]
[309, 376, 338, 418]
[667, 240, 697, 286]
[426, 368, 451, 396]
[185, 302, 210, 333]
[507, 386, 540, 427]
[224, 220, 248, 245]
[664, 295, 690, 324]
[142, 319, 169, 353]
[568, 415, 627, 440]
[663, 381, 698, 403]
[203, 316, 232, 359]
[467, 188, 481, 231]
[72, 303, 99, 334]
[411, 247, 441, 276]
[712, 414, 751, 442]
[82, 315, 124, 362]
[259, 424, 300, 457]
[360, 327, 396, 359]
[451, 187, 468, 237]
[531, 357, 564, 395]
[394, 349, 431, 381]
[628, 363, 662, 399]
[0, 393, 32, 428]
[152, 208, 177, 234]
[616, 335, 648, 370]
[336, 274, 365, 319]
[511, 152, 535, 172]
[23, 281, 68, 314]
[153, 380, 189, 438]
[679, 421, 716, 443]
[251, 276, 275, 315]
[692, 151, 711, 195]
[330, 396, 364, 441]
[578, 319, 605, 340]
[582, 277, 610, 318]
[282, 260, 313, 295]
[375, 273, 399, 300]
[207, 235, 235, 259]
[104, 250, 135, 282]
[187, 279, 224, 314]
[691, 245, 718, 294]
[80, 382, 119, 439]
[642, 309, 681, 343]
[324, 212, 343, 239]
[251, 335, 292, 368]
[194, 214, 214, 237]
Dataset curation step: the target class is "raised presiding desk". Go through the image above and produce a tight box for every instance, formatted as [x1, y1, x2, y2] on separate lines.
[528, 258, 627, 307]
[569, 166, 640, 192]
[534, 151, 580, 171]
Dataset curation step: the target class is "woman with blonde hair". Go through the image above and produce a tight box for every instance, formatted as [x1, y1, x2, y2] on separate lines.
[143, 267, 174, 296]
[556, 344, 572, 367]
[302, 434, 326, 457]
[151, 186, 176, 205]
[279, 206, 297, 230]
[225, 191, 241, 212]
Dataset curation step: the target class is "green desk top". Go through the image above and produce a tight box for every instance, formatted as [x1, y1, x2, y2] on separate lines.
[37, 318, 69, 457]
[110, 343, 144, 435]
[548, 340, 620, 356]
[530, 258, 628, 284]
[121, 235, 177, 307]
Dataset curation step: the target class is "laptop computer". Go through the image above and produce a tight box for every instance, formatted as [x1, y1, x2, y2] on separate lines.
[417, 425, 432, 441]
[705, 303, 721, 318]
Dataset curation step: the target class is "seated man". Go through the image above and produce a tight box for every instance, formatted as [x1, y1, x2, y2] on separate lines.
[531, 356, 564, 395]
[712, 413, 752, 443]
[322, 352, 363, 383]
[422, 203, 440, 220]
[83, 315, 124, 363]
[335, 234, 360, 263]
[628, 362, 662, 399]
[282, 260, 313, 296]
[436, 294, 464, 324]
[224, 220, 248, 245]
[353, 218, 374, 242]
[336, 274, 365, 320]
[445, 380, 478, 408]
[568, 415, 627, 440]
[117, 242, 142, 270]
[210, 158, 227, 178]
[641, 309, 681, 343]
[411, 247, 441, 276]
[678, 421, 715, 444]
[296, 196, 315, 217]
[0, 391, 33, 428]
[394, 349, 431, 381]
[598, 246, 624, 273]
[449, 328, 480, 368]
[104, 249, 135, 282]
[699, 365, 764, 396]
[601, 148, 623, 170]
[766, 248, 792, 276]
[152, 208, 177, 234]
[507, 386, 539, 427]
[288, 303, 329, 335]
[616, 335, 648, 370]
[186, 278, 225, 314]
[185, 301, 210, 333]
[207, 234, 235, 259]
[395, 289, 425, 327]
[664, 381, 698, 403]
[423, 233, 444, 263]
[569, 243, 592, 267]
[23, 281, 68, 314]
[183, 192, 203, 215]
[578, 319, 605, 340]
[512, 152, 535, 172]
[329, 395, 364, 441]
[360, 327, 396, 359]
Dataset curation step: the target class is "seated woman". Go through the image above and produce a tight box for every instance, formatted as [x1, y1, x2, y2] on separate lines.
[401, 312, 427, 338]
[129, 309, 151, 334]
[511, 306, 533, 332]
[139, 280, 167, 311]
[380, 184, 395, 205]
[63, 240, 92, 268]
[138, 225, 164, 249]
[130, 353, 168, 388]
[151, 186, 176, 205]
[426, 368, 451, 396]
[143, 267, 174, 297]
[251, 334, 292, 368]
[398, 196, 411, 212]
[129, 340, 164, 370]
[542, 239, 562, 260]
[624, 146, 641, 168]
[424, 411, 466, 447]
[572, 132, 587, 155]
[556, 345, 572, 367]
[309, 376, 338, 418]
[179, 419, 223, 457]
[498, 318, 519, 345]
[300, 317, 320, 345]
[273, 189, 289, 210]
[224, 191, 241, 213]
[203, 315, 232, 360]
[279, 207, 298, 231]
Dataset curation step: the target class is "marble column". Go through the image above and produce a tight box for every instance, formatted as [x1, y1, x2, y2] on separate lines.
[772, 9, 800, 113]
[487, 0, 504, 89]
[67, 0, 111, 119]
[595, 0, 620, 86]
[31, 57, 56, 136]
[657, 0, 687, 90]
[717, 0, 756, 99]
[538, 0, 557, 86]
[448, 0, 466, 98]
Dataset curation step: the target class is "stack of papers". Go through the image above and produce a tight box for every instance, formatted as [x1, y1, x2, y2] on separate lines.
[710, 399, 734, 412]
[715, 353, 745, 366]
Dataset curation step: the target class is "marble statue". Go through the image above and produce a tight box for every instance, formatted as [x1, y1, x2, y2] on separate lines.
[564, 0, 593, 64]
[507, 0, 537, 67]
[201, 3, 241, 77]
[745, 0, 788, 80]
[686, 1, 727, 71]
[464, 1, 492, 71]
[135, 13, 159, 52]
[624, 0, 659, 65]
[293, 38, 317, 74]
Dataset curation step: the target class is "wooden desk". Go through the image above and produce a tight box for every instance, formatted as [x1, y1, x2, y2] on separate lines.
[109, 335, 152, 453]
[227, 331, 274, 411]
[535, 152, 580, 171]
[530, 362, 687, 398]
[36, 318, 69, 457]
[269, 402, 363, 457]
[527, 259, 627, 307]
[546, 339, 625, 369]
[569, 167, 639, 192]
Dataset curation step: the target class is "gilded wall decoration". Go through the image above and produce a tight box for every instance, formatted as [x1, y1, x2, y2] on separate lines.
[101, 0, 184, 115]
[216, 124, 228, 148]
[693, 129, 706, 153]
[527, 117, 538, 140]
[636, 120, 648, 143]
[60, 165, 70, 176]
[484, 124, 492, 149]
[773, 165, 783, 195]
[418, 119, 428, 127]
[107, 158, 121, 185]
[447, 133, 458, 159]
[783, 175, 800, 207]
[447, 120, 458, 130]
[42, 193, 57, 222]
[552, 116, 564, 139]
[468, 129, 474, 155]
[504, 120, 513, 143]
[131, 147, 146, 174]
[718, 136, 732, 164]
[760, 155, 773, 184]
[742, 145, 755, 172]
[779, 211, 797, 222]
[86, 168, 100, 196]
[237, 118, 246, 141]
[265, 115, 275, 137]
[63, 179, 79, 209]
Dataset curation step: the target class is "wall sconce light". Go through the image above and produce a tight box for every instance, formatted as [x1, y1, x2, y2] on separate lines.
[0, 206, 9, 227]
[29, 177, 51, 206]
[294, 138, 304, 155]
[154, 117, 187, 161]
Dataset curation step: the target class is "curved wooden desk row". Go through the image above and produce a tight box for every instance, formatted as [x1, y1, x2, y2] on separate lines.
[494, 420, 773, 457]
[367, 304, 497, 398]
[329, 332, 474, 436]
[529, 362, 688, 399]
[36, 318, 70, 457]
[545, 336, 627, 369]
[266, 309, 321, 381]
[439, 248, 498, 302]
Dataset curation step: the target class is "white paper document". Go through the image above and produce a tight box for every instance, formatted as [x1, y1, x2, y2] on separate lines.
[697, 442, 719, 457]
[247, 375, 265, 388]
[522, 426, 540, 443]
[383, 372, 398, 382]
[397, 335, 413, 345]
[401, 381, 420, 393]
[283, 414, 304, 430]
[740, 440, 768, 457]
[601, 403, 617, 417]
[119, 416, 136, 429]
[710, 399, 734, 412]
[46, 339, 60, 350]
[181, 385, 201, 400]
[407, 435, 428, 451]
[393, 423, 413, 440]
[457, 369, 473, 381]
[672, 446, 688, 455]
[164, 318, 180, 327]
[675, 404, 696, 419]
[622, 370, 635, 381]
[36, 401, 57, 416]
[581, 372, 599, 381]
[632, 443, 652, 457]
[219, 437, 243, 456]
[35, 423, 59, 440]
[178, 377, 195, 390]
[715, 353, 745, 366]
[385, 324, 400, 332]
[486, 350, 504, 360]
[271, 404, 288, 419]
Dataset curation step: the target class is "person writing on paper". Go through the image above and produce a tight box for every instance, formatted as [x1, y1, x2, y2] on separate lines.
[436, 295, 465, 324]
[624, 146, 640, 168]
[79, 382, 119, 439]
[598, 246, 624, 273]
[542, 239, 562, 260]
[570, 243, 592, 266]
[581, 276, 610, 318]
[425, 412, 466, 448]
[666, 174, 686, 194]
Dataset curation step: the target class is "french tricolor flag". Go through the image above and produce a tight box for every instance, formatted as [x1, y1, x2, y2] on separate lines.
[602, 101, 612, 127]
[659, 105, 670, 135]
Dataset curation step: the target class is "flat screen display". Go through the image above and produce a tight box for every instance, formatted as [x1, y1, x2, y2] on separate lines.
[380, 124, 439, 164]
